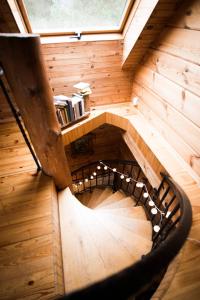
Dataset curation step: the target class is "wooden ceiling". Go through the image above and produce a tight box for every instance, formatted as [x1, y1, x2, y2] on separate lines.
[122, 0, 184, 70]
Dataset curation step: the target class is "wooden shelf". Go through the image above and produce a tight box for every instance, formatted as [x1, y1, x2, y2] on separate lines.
[61, 111, 90, 130]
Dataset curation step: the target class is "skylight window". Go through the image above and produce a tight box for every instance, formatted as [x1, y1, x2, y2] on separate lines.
[20, 0, 133, 35]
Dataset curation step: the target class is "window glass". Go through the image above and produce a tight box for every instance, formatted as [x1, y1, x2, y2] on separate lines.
[23, 0, 129, 33]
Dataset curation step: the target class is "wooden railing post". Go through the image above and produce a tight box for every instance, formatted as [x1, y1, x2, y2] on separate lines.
[0, 33, 72, 190]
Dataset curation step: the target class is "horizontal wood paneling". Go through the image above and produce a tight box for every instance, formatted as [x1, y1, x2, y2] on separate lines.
[122, 0, 182, 70]
[42, 40, 133, 106]
[132, 0, 200, 181]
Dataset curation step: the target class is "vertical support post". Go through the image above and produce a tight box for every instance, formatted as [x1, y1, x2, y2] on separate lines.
[0, 34, 72, 190]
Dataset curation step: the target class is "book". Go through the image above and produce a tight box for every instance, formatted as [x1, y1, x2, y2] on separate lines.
[73, 82, 92, 96]
[73, 82, 90, 90]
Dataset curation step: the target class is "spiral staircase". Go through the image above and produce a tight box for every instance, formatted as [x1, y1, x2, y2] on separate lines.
[58, 160, 192, 300]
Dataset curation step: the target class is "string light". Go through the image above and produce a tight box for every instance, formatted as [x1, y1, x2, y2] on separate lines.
[143, 192, 149, 198]
[151, 208, 158, 215]
[98, 161, 165, 233]
[148, 200, 154, 207]
[74, 160, 165, 233]
[136, 182, 144, 188]
[153, 225, 160, 232]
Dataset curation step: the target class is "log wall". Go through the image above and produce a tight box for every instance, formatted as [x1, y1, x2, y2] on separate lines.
[132, 0, 200, 180]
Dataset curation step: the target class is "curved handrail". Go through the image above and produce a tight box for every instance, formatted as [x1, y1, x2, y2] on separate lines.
[59, 160, 192, 300]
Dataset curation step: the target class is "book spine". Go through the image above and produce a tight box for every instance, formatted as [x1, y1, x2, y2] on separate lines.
[56, 109, 64, 126]
[60, 108, 67, 125]
[67, 101, 75, 122]
[79, 99, 85, 116]
[74, 103, 80, 119]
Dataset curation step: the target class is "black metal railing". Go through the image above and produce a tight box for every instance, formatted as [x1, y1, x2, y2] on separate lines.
[59, 159, 192, 300]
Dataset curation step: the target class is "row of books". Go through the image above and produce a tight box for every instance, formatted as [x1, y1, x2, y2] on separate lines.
[54, 94, 85, 127]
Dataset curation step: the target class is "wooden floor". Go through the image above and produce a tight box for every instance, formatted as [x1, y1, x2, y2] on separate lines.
[0, 119, 64, 299]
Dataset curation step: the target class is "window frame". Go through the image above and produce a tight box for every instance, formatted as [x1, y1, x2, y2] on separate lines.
[16, 0, 134, 37]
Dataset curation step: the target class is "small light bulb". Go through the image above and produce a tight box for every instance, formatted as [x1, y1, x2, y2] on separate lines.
[126, 178, 131, 182]
[136, 182, 144, 188]
[79, 181, 82, 185]
[85, 178, 88, 182]
[143, 192, 149, 198]
[90, 175, 94, 179]
[120, 174, 125, 179]
[151, 208, 158, 215]
[148, 200, 154, 206]
[93, 172, 97, 176]
[166, 211, 171, 218]
[104, 166, 108, 170]
[153, 225, 160, 232]
[113, 168, 117, 172]
[97, 165, 101, 170]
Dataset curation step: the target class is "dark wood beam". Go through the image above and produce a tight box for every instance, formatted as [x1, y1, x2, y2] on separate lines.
[0, 33, 72, 189]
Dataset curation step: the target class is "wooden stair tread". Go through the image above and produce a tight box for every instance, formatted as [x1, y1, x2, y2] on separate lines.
[95, 190, 125, 209]
[88, 187, 113, 209]
[59, 188, 139, 293]
[96, 196, 136, 210]
[94, 211, 152, 240]
[77, 191, 92, 206]
[94, 206, 147, 220]
[94, 213, 152, 258]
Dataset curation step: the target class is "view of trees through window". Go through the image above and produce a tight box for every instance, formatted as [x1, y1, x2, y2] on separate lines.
[24, 0, 128, 33]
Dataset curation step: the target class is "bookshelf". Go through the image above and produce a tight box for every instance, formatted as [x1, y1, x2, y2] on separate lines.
[54, 94, 90, 129]
[61, 111, 90, 129]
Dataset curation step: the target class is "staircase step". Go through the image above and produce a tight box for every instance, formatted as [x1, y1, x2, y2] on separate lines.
[94, 213, 152, 258]
[77, 191, 92, 206]
[88, 187, 113, 209]
[95, 190, 125, 209]
[94, 211, 152, 240]
[87, 188, 110, 208]
[96, 196, 136, 210]
[59, 188, 138, 293]
[95, 206, 147, 220]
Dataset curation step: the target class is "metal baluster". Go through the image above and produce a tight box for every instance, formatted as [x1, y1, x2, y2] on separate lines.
[153, 203, 180, 244]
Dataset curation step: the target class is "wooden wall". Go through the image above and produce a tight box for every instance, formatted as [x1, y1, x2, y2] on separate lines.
[0, 0, 19, 33]
[131, 0, 200, 180]
[65, 124, 123, 171]
[42, 40, 133, 107]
